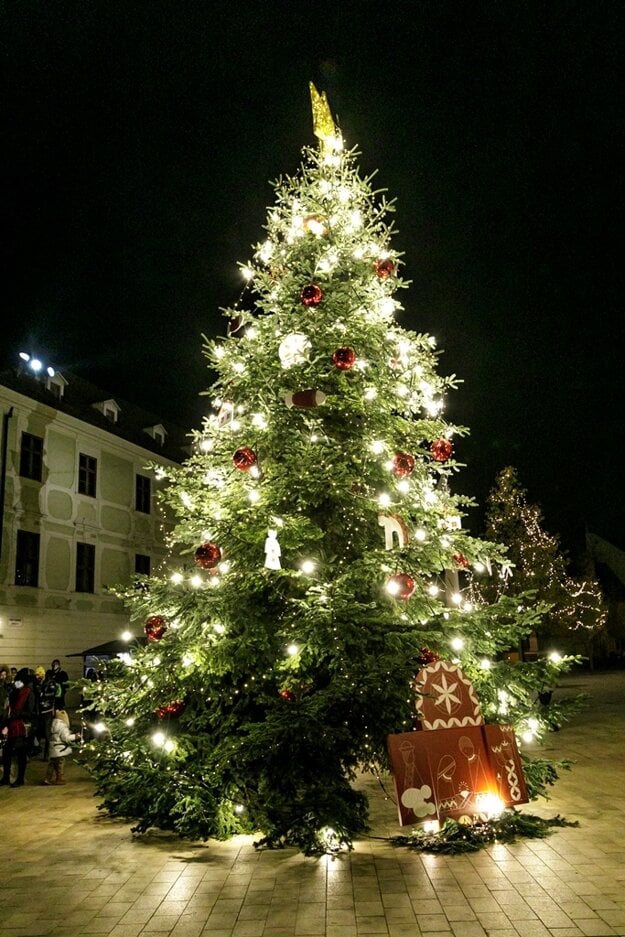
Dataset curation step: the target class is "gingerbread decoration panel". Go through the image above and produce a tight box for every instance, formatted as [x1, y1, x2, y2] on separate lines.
[415, 660, 483, 730]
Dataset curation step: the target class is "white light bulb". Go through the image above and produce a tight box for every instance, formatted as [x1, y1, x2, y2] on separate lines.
[301, 560, 315, 575]
[450, 637, 464, 651]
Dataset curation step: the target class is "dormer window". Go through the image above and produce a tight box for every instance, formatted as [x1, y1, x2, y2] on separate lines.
[93, 399, 120, 424]
[143, 423, 166, 446]
[46, 371, 67, 400]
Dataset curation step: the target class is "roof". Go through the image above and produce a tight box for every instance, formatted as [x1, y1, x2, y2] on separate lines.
[0, 365, 193, 464]
[67, 638, 147, 658]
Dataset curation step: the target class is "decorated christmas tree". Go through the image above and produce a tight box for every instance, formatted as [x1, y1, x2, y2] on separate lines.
[82, 86, 577, 855]
[478, 466, 605, 659]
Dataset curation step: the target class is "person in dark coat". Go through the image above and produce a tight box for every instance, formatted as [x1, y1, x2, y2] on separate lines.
[46, 659, 69, 708]
[35, 666, 60, 760]
[0, 663, 12, 716]
[1, 668, 37, 787]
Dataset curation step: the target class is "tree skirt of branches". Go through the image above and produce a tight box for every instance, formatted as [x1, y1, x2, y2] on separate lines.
[389, 810, 579, 854]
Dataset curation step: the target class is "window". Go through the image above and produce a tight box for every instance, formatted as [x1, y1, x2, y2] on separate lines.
[143, 424, 166, 446]
[19, 432, 43, 481]
[46, 372, 66, 400]
[15, 530, 40, 586]
[135, 473, 151, 514]
[78, 453, 97, 497]
[135, 553, 151, 576]
[76, 542, 95, 593]
[92, 399, 120, 423]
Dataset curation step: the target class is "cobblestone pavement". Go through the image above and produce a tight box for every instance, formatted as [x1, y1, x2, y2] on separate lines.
[1, 670, 624, 937]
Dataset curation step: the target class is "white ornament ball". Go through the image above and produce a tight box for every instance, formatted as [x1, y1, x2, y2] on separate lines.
[279, 333, 312, 369]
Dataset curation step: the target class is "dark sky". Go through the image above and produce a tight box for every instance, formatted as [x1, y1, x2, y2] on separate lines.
[4, 1, 624, 558]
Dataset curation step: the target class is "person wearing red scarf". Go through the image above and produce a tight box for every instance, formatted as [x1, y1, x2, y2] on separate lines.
[1, 668, 36, 787]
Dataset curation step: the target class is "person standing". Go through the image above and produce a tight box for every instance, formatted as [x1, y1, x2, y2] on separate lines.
[47, 659, 69, 708]
[0, 664, 12, 716]
[1, 668, 37, 788]
[36, 667, 60, 760]
[42, 708, 78, 785]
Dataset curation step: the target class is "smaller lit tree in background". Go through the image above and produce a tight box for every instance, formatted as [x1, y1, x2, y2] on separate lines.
[477, 466, 606, 663]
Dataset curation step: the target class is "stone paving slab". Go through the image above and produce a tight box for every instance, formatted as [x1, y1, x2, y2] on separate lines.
[1, 670, 624, 937]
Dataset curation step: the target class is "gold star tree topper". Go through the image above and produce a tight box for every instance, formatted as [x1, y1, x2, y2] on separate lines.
[309, 82, 341, 151]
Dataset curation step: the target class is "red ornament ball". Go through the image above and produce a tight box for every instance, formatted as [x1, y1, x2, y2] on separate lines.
[392, 451, 415, 477]
[155, 700, 186, 719]
[233, 446, 257, 471]
[417, 647, 440, 667]
[452, 553, 470, 569]
[387, 573, 416, 600]
[279, 688, 296, 702]
[144, 615, 167, 642]
[375, 258, 395, 279]
[300, 284, 324, 307]
[332, 346, 356, 370]
[194, 542, 221, 569]
[431, 438, 453, 462]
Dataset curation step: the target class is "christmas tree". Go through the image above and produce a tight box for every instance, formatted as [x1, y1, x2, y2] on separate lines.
[82, 86, 577, 855]
[479, 466, 606, 659]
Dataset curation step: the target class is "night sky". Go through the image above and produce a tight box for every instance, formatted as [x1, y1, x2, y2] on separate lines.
[4, 1, 624, 558]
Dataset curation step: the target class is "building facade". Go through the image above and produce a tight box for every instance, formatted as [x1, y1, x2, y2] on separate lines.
[0, 361, 190, 699]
